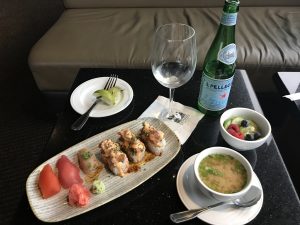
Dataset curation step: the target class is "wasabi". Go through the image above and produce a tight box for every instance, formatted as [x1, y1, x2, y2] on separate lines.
[91, 180, 105, 194]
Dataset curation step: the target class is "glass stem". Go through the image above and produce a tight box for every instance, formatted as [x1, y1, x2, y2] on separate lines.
[168, 88, 175, 118]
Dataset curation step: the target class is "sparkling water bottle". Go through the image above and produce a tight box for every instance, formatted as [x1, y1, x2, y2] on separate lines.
[197, 0, 239, 116]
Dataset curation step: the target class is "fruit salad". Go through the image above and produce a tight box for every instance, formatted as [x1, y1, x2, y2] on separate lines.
[223, 117, 262, 141]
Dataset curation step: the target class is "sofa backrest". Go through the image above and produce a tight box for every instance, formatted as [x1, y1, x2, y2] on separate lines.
[63, 0, 300, 8]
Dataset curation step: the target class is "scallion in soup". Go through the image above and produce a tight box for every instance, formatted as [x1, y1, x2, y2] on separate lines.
[199, 154, 247, 194]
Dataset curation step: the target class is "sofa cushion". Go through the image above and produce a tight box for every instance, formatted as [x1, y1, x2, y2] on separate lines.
[29, 7, 300, 92]
[63, 0, 300, 8]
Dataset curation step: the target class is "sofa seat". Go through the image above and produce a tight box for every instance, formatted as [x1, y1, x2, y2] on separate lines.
[29, 7, 300, 92]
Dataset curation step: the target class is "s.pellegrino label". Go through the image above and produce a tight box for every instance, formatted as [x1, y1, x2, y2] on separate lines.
[198, 73, 234, 111]
[221, 12, 237, 26]
[217, 43, 237, 65]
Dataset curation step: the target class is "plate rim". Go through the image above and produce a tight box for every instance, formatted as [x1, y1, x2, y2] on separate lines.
[70, 77, 134, 118]
[26, 117, 181, 222]
[176, 153, 264, 225]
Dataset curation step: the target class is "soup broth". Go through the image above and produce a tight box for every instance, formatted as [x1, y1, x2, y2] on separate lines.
[199, 154, 247, 194]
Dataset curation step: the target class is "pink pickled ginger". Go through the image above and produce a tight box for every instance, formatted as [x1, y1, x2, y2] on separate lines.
[56, 155, 83, 189]
[68, 183, 90, 207]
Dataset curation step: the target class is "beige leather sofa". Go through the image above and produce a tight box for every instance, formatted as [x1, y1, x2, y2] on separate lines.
[29, 0, 300, 94]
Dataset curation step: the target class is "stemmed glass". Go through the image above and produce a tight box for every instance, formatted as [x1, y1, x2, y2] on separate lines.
[151, 23, 197, 120]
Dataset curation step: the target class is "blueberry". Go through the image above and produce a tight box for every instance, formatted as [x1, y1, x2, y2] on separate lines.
[254, 132, 262, 140]
[245, 133, 254, 141]
[241, 120, 249, 127]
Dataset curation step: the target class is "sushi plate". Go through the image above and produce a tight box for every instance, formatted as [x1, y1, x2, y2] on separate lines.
[26, 117, 180, 222]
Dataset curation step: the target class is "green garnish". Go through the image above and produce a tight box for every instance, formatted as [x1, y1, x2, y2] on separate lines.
[91, 180, 105, 194]
[205, 166, 224, 176]
[81, 151, 91, 160]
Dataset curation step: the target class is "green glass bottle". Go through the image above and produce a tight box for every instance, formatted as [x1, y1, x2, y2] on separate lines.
[197, 0, 239, 116]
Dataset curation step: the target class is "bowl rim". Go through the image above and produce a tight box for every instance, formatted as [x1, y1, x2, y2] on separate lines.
[220, 107, 271, 143]
[194, 146, 253, 197]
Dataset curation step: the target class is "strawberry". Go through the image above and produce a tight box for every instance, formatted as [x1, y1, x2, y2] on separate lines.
[236, 132, 244, 140]
[227, 128, 244, 140]
[227, 128, 237, 137]
[227, 124, 240, 132]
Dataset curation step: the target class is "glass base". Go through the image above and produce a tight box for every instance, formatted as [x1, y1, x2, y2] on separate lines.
[166, 112, 182, 121]
[159, 109, 183, 122]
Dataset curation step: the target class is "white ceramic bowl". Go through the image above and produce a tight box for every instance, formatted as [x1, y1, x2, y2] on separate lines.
[194, 146, 253, 201]
[220, 107, 271, 151]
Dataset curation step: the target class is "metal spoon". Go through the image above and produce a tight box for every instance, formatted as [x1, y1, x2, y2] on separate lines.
[170, 186, 262, 223]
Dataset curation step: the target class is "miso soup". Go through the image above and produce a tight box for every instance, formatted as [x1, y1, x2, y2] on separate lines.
[198, 154, 247, 194]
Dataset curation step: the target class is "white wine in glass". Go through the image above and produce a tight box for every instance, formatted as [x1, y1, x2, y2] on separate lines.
[151, 23, 197, 120]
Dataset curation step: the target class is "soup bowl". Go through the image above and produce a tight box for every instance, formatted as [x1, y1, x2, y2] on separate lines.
[194, 146, 253, 201]
[220, 107, 271, 151]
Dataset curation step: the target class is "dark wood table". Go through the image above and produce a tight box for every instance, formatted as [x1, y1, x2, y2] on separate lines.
[13, 69, 300, 225]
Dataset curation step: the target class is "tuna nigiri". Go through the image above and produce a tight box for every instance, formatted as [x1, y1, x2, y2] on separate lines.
[56, 155, 83, 189]
[38, 164, 61, 198]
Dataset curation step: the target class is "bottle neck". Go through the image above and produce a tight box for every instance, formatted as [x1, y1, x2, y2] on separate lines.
[216, 10, 236, 43]
[220, 12, 238, 27]
[220, 0, 239, 27]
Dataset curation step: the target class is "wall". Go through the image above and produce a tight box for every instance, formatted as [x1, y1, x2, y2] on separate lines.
[0, 1, 64, 224]
[0, 0, 64, 85]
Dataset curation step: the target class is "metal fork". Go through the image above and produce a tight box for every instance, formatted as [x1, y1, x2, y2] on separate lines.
[71, 74, 118, 131]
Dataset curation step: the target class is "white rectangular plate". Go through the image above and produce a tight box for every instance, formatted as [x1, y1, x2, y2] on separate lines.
[26, 117, 181, 222]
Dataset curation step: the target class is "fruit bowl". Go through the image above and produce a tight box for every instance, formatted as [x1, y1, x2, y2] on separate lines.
[220, 107, 271, 151]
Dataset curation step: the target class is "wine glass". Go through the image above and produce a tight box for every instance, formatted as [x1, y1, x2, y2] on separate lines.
[151, 23, 197, 120]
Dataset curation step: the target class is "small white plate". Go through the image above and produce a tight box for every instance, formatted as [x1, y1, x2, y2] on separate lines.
[176, 154, 264, 225]
[70, 77, 134, 117]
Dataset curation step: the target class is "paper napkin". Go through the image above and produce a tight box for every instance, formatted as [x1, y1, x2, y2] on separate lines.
[139, 96, 204, 144]
[283, 92, 300, 101]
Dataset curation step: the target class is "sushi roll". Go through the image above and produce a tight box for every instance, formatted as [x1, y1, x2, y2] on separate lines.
[118, 129, 146, 163]
[140, 122, 166, 156]
[99, 139, 129, 177]
[77, 148, 102, 175]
